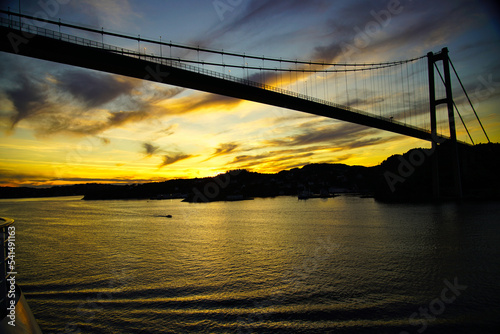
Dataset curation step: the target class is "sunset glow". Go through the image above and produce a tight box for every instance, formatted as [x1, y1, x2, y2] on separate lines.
[1, 0, 499, 187]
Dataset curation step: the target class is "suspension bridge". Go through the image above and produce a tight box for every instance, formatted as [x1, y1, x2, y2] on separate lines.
[0, 10, 491, 198]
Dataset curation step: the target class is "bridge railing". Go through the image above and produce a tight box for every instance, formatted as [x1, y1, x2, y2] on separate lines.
[116, 50, 435, 135]
[0, 16, 433, 136]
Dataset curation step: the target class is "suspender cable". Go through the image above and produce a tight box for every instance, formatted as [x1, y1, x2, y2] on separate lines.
[434, 65, 474, 144]
[449, 58, 490, 143]
[453, 101, 474, 145]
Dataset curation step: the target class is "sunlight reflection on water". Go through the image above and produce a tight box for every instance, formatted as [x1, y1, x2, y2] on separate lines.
[0, 196, 499, 333]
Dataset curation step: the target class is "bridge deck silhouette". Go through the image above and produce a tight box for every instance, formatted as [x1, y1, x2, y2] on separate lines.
[0, 16, 449, 143]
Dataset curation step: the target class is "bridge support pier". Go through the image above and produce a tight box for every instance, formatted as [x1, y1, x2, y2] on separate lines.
[427, 51, 440, 200]
[427, 48, 463, 200]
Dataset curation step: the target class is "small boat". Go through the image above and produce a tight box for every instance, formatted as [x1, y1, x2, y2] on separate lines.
[298, 190, 336, 200]
[298, 190, 313, 199]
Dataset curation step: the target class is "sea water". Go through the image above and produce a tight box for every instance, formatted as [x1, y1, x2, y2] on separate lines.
[0, 195, 499, 333]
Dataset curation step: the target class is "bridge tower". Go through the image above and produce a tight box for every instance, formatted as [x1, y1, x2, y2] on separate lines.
[427, 47, 463, 199]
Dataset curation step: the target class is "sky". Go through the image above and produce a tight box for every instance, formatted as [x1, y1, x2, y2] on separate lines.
[0, 0, 499, 187]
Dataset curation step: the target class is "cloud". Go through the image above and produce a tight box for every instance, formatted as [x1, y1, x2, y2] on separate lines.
[0, 167, 162, 187]
[56, 70, 138, 108]
[2, 64, 146, 135]
[1, 61, 187, 137]
[164, 93, 242, 114]
[143, 142, 160, 157]
[153, 124, 178, 139]
[204, 142, 240, 161]
[140, 141, 195, 168]
[202, 0, 491, 69]
[3, 76, 235, 138]
[139, 140, 195, 168]
[26, 89, 241, 138]
[330, 154, 354, 163]
[0, 168, 54, 186]
[231, 151, 316, 172]
[4, 75, 50, 129]
[203, 0, 327, 43]
[227, 144, 358, 173]
[76, 0, 140, 29]
[107, 110, 149, 126]
[159, 153, 193, 168]
[312, 0, 481, 63]
[264, 122, 382, 148]
[28, 109, 152, 137]
[213, 142, 239, 155]
[5, 77, 241, 136]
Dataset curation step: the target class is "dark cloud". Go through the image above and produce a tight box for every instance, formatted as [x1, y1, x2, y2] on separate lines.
[245, 70, 282, 85]
[29, 109, 151, 137]
[230, 144, 354, 169]
[99, 137, 111, 145]
[194, 0, 330, 64]
[51, 177, 159, 184]
[228, 146, 355, 173]
[33, 92, 233, 157]
[232, 151, 314, 165]
[108, 110, 149, 126]
[330, 154, 354, 163]
[143, 142, 160, 157]
[57, 70, 138, 108]
[231, 151, 316, 171]
[255, 122, 402, 163]
[213, 142, 239, 155]
[159, 153, 193, 168]
[0, 54, 190, 137]
[146, 87, 185, 104]
[204, 142, 240, 161]
[2, 68, 183, 137]
[173, 93, 241, 113]
[312, 0, 480, 62]
[4, 75, 50, 128]
[264, 122, 376, 147]
[201, 0, 487, 89]
[154, 125, 177, 138]
[140, 141, 196, 168]
[139, 139, 195, 169]
[0, 168, 54, 186]
[0, 166, 163, 186]
[234, 0, 313, 24]
[231, 154, 267, 165]
[20, 89, 242, 137]
[143, 124, 179, 143]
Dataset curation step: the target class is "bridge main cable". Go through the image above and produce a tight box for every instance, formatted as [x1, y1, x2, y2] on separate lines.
[0, 13, 461, 144]
[0, 9, 425, 69]
[115, 49, 414, 73]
